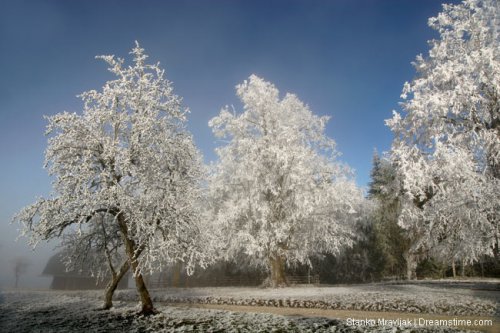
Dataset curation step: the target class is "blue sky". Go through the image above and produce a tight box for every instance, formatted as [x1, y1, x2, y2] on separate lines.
[0, 0, 458, 287]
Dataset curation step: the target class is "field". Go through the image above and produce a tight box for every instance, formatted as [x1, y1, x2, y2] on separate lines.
[0, 280, 498, 332]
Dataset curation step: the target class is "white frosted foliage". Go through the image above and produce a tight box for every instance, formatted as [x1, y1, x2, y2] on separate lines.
[386, 0, 499, 263]
[15, 42, 207, 277]
[208, 75, 365, 274]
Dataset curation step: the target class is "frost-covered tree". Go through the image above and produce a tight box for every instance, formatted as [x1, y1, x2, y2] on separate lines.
[208, 75, 364, 287]
[15, 43, 206, 315]
[386, 0, 499, 267]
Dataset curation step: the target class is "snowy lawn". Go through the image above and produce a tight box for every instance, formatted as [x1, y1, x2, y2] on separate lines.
[109, 281, 499, 317]
[0, 289, 491, 332]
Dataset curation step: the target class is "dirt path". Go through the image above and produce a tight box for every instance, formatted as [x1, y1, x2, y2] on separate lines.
[175, 303, 499, 333]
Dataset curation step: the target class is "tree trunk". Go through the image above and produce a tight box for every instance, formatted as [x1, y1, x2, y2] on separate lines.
[117, 213, 156, 315]
[452, 260, 456, 278]
[460, 259, 465, 277]
[131, 263, 155, 315]
[480, 257, 484, 277]
[103, 260, 130, 310]
[404, 251, 417, 280]
[172, 261, 182, 288]
[269, 255, 288, 287]
[494, 237, 499, 262]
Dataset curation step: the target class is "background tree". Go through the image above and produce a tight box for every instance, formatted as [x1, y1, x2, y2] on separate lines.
[10, 256, 31, 288]
[386, 0, 499, 268]
[368, 152, 408, 279]
[15, 43, 206, 315]
[311, 201, 382, 284]
[208, 75, 364, 287]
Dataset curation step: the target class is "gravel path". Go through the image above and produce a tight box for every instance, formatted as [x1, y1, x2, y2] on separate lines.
[111, 282, 499, 317]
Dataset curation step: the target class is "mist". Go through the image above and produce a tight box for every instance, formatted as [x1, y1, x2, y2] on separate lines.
[0, 220, 55, 289]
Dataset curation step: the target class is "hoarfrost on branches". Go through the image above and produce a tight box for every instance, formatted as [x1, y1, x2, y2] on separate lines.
[14, 42, 208, 314]
[208, 75, 365, 287]
[58, 213, 130, 309]
[386, 0, 500, 266]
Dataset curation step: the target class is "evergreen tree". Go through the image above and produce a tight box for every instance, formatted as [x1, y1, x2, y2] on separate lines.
[368, 152, 408, 279]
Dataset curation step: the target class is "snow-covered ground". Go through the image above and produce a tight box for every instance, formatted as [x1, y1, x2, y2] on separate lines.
[109, 281, 499, 317]
[0, 289, 491, 332]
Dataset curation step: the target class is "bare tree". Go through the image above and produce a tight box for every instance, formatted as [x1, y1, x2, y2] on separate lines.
[10, 256, 31, 288]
